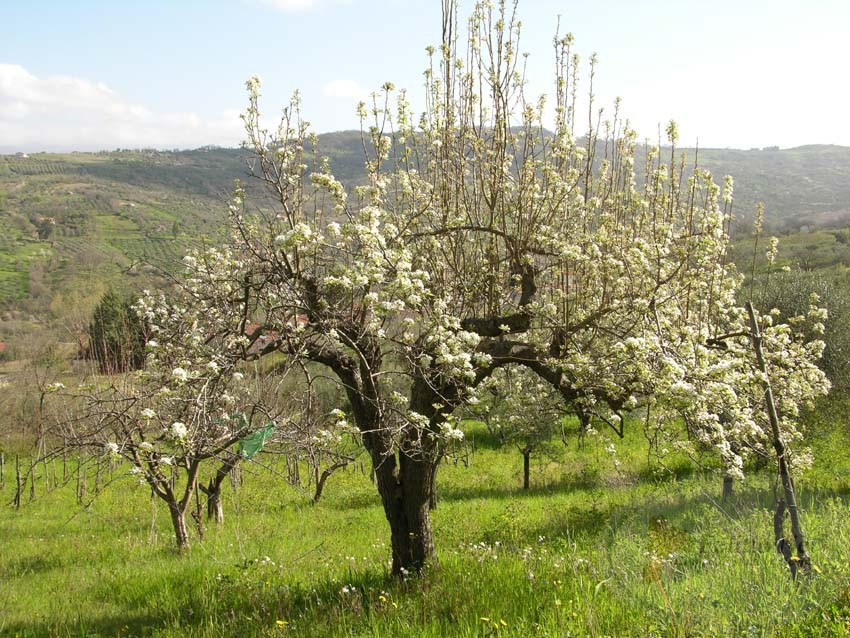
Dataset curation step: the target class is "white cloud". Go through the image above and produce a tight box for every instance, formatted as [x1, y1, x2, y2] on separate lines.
[0, 64, 243, 152]
[322, 79, 367, 101]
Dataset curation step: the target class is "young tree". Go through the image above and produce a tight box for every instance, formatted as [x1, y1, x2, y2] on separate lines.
[288, 365, 362, 503]
[475, 367, 571, 490]
[197, 412, 274, 525]
[58, 270, 292, 550]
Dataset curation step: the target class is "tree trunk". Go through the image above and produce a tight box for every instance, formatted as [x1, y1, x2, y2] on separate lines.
[429, 467, 438, 510]
[206, 482, 224, 524]
[312, 460, 349, 503]
[722, 475, 734, 501]
[14, 454, 22, 510]
[522, 446, 531, 490]
[199, 454, 239, 524]
[334, 351, 440, 575]
[169, 502, 190, 550]
[369, 442, 438, 575]
[313, 470, 328, 503]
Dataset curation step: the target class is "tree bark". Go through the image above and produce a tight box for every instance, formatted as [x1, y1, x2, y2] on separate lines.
[364, 429, 438, 576]
[428, 466, 438, 510]
[722, 475, 734, 501]
[169, 502, 190, 550]
[312, 460, 349, 503]
[206, 485, 224, 524]
[379, 451, 437, 575]
[522, 446, 531, 490]
[325, 329, 440, 575]
[199, 454, 239, 524]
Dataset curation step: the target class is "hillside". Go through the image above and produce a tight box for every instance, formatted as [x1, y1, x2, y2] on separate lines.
[690, 145, 850, 231]
[1, 137, 849, 338]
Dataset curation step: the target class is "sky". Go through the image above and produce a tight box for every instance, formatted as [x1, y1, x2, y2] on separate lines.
[1, 0, 849, 152]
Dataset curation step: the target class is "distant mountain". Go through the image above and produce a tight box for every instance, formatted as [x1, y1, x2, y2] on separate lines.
[1, 135, 849, 326]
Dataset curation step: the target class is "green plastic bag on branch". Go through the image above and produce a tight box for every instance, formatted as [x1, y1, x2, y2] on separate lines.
[237, 420, 276, 459]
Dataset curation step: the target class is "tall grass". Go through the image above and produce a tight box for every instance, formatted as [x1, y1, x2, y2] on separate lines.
[2, 417, 850, 637]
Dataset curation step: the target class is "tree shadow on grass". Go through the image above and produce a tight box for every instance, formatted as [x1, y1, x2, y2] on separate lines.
[4, 552, 223, 638]
[8, 482, 849, 638]
[4, 607, 178, 638]
[5, 561, 403, 638]
[436, 470, 608, 504]
[0, 553, 65, 579]
[462, 471, 850, 553]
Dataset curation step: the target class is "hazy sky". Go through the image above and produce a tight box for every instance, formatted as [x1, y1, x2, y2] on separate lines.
[2, 0, 848, 152]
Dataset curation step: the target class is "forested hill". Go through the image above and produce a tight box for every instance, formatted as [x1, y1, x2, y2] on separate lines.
[1, 135, 849, 325]
[691, 144, 850, 231]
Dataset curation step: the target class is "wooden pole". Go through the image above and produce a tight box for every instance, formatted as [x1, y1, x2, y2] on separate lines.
[95, 458, 102, 495]
[747, 301, 811, 578]
[14, 454, 22, 510]
[76, 459, 82, 504]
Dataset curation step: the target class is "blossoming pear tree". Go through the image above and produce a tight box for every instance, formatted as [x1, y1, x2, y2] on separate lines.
[470, 366, 576, 490]
[124, 0, 826, 572]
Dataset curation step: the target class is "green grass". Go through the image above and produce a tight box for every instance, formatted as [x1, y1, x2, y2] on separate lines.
[0, 229, 53, 302]
[2, 413, 850, 637]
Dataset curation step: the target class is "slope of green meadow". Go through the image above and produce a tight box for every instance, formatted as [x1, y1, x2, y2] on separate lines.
[2, 413, 850, 637]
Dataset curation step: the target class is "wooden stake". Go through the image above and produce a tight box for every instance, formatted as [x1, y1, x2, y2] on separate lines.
[76, 459, 82, 504]
[95, 458, 102, 495]
[14, 454, 22, 510]
[747, 301, 811, 578]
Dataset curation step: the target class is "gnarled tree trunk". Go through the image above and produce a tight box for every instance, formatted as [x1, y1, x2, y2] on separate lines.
[370, 444, 438, 575]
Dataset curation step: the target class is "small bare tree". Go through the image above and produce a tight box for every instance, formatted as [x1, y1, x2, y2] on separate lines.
[55, 279, 293, 550]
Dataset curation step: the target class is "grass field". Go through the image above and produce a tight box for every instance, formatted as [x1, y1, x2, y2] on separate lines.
[3, 407, 850, 637]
